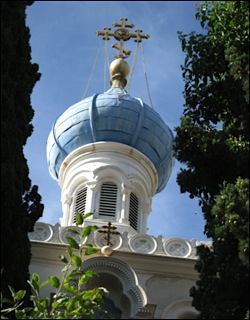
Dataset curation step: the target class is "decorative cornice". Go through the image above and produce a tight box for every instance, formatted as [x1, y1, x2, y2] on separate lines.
[29, 222, 212, 259]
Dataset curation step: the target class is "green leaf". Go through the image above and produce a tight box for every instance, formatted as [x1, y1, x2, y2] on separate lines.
[33, 299, 46, 313]
[3, 305, 24, 319]
[64, 275, 78, 283]
[28, 273, 40, 293]
[82, 270, 98, 281]
[67, 247, 73, 257]
[51, 300, 61, 310]
[81, 288, 100, 300]
[66, 236, 79, 249]
[78, 272, 97, 285]
[8, 286, 16, 300]
[39, 297, 49, 309]
[54, 297, 68, 304]
[40, 279, 50, 290]
[75, 212, 84, 225]
[48, 276, 60, 288]
[62, 283, 77, 295]
[30, 280, 39, 294]
[15, 308, 28, 319]
[85, 247, 99, 255]
[84, 243, 93, 247]
[79, 274, 88, 285]
[32, 273, 40, 283]
[82, 212, 94, 220]
[14, 290, 26, 301]
[65, 299, 76, 312]
[71, 255, 82, 267]
[67, 228, 80, 235]
[70, 270, 83, 277]
[81, 225, 99, 238]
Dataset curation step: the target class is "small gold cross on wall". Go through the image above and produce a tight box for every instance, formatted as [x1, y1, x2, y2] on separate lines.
[98, 221, 120, 246]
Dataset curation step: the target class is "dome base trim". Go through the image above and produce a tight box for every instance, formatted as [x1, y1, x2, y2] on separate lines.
[59, 141, 158, 196]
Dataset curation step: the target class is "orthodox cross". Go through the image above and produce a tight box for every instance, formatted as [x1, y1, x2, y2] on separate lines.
[98, 221, 120, 246]
[96, 17, 150, 59]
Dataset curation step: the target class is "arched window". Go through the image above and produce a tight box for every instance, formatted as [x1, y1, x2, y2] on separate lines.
[98, 182, 118, 218]
[82, 257, 147, 318]
[73, 186, 87, 223]
[129, 192, 139, 231]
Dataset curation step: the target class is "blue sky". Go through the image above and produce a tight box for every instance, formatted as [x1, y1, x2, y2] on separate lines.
[25, 1, 209, 241]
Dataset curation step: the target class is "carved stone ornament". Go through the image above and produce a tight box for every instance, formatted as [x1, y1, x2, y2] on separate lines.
[94, 230, 122, 250]
[129, 234, 157, 254]
[28, 222, 53, 242]
[59, 226, 84, 245]
[164, 239, 191, 257]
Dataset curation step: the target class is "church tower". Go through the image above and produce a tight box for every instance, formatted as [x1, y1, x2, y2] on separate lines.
[29, 18, 211, 319]
[46, 18, 174, 235]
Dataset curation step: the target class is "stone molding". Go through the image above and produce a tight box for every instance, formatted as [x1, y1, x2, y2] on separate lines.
[29, 222, 212, 259]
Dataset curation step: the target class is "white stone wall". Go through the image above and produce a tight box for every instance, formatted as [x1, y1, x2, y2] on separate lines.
[29, 229, 210, 319]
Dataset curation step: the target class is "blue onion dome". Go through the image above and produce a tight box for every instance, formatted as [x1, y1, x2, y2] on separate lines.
[46, 58, 174, 193]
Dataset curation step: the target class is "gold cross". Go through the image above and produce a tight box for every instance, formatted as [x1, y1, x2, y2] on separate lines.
[96, 17, 149, 59]
[112, 17, 134, 29]
[131, 29, 150, 43]
[98, 221, 120, 246]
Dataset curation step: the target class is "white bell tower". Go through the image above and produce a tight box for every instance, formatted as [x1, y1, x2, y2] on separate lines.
[59, 142, 158, 234]
[46, 17, 174, 236]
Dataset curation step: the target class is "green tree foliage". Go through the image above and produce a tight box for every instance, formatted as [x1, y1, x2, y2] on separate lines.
[1, 213, 111, 319]
[174, 1, 249, 318]
[1, 0, 44, 309]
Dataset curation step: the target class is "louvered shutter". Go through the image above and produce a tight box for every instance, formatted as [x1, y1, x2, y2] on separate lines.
[99, 182, 117, 218]
[74, 186, 87, 223]
[129, 192, 139, 231]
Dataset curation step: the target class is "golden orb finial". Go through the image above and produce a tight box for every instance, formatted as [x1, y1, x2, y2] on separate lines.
[101, 245, 113, 256]
[110, 58, 130, 88]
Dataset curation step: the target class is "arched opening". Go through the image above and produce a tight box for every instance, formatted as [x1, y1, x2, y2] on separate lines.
[86, 273, 130, 319]
[82, 257, 147, 319]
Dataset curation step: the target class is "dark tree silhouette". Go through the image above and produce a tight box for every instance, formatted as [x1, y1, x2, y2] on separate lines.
[1, 0, 44, 308]
[175, 1, 249, 318]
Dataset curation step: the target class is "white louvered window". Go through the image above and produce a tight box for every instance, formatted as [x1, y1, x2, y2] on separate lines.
[74, 186, 87, 223]
[129, 192, 139, 231]
[99, 182, 118, 218]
